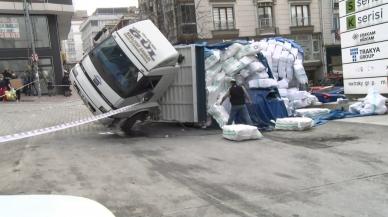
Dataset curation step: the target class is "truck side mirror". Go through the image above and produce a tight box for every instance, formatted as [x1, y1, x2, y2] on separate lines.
[142, 91, 154, 102]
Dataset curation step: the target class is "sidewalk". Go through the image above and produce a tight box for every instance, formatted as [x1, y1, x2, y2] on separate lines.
[0, 92, 81, 104]
[335, 114, 388, 127]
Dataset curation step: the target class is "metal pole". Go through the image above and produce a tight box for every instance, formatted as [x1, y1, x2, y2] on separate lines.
[23, 0, 41, 97]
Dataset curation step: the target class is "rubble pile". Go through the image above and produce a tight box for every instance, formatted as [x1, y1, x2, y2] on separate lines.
[204, 38, 319, 127]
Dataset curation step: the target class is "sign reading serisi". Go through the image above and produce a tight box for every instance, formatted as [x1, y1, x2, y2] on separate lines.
[340, 0, 388, 17]
[340, 3, 388, 32]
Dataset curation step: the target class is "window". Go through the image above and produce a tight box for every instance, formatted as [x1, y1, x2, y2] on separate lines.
[332, 14, 340, 30]
[257, 3, 273, 28]
[290, 5, 310, 26]
[213, 7, 235, 30]
[180, 4, 197, 34]
[0, 15, 50, 48]
[89, 36, 141, 98]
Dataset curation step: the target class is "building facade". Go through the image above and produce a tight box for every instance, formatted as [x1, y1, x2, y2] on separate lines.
[61, 10, 87, 65]
[194, 0, 325, 82]
[138, 0, 197, 44]
[79, 7, 131, 53]
[0, 0, 73, 93]
[321, 0, 342, 84]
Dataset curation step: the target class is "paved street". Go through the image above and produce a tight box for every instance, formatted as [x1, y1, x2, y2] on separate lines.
[1, 95, 388, 217]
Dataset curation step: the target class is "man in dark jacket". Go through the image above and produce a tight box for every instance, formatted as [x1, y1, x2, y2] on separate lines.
[220, 79, 253, 125]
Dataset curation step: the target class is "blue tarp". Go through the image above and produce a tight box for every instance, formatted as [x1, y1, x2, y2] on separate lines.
[313, 110, 375, 126]
[246, 89, 288, 128]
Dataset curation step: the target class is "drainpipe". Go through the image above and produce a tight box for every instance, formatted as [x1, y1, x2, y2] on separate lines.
[319, 0, 328, 80]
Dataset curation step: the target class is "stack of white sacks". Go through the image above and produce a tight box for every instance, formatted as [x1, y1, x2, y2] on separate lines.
[205, 38, 318, 127]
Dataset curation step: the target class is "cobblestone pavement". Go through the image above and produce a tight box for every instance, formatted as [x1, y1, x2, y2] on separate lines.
[1, 95, 388, 217]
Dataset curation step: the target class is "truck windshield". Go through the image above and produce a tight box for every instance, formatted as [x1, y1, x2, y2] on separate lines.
[90, 36, 139, 98]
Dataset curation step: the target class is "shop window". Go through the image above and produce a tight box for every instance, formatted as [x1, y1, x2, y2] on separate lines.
[0, 15, 50, 48]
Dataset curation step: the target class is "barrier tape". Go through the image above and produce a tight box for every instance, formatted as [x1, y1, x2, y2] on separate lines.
[0, 103, 140, 144]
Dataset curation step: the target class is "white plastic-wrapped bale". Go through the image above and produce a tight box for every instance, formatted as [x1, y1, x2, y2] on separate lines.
[239, 56, 256, 67]
[222, 43, 244, 60]
[294, 60, 308, 84]
[283, 41, 292, 51]
[222, 57, 246, 76]
[295, 108, 331, 119]
[275, 117, 314, 131]
[208, 105, 229, 127]
[235, 43, 261, 59]
[278, 50, 289, 79]
[206, 63, 222, 85]
[248, 61, 266, 73]
[240, 69, 251, 78]
[258, 79, 278, 88]
[278, 79, 289, 89]
[257, 71, 269, 79]
[205, 50, 221, 70]
[285, 54, 295, 81]
[222, 124, 263, 141]
[272, 45, 283, 75]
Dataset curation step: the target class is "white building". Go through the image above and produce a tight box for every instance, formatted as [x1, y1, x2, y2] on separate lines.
[79, 8, 130, 53]
[62, 10, 87, 64]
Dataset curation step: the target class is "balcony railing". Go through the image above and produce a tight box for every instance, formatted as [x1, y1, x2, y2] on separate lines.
[258, 18, 273, 29]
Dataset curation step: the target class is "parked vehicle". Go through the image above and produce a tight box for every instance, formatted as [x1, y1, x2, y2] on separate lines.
[311, 86, 346, 103]
[70, 20, 207, 133]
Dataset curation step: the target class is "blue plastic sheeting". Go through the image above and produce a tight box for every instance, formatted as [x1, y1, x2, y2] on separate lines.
[313, 110, 375, 126]
[246, 89, 288, 128]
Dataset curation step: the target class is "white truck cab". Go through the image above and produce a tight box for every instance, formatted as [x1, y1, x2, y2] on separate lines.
[70, 20, 180, 132]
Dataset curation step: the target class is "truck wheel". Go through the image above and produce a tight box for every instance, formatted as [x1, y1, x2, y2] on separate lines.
[120, 112, 147, 134]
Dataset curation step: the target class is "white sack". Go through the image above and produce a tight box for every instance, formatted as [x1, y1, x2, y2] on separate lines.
[258, 79, 278, 88]
[222, 124, 263, 141]
[248, 61, 266, 72]
[205, 50, 221, 70]
[278, 79, 289, 89]
[257, 71, 269, 79]
[222, 57, 245, 76]
[208, 104, 229, 127]
[222, 43, 244, 60]
[275, 117, 314, 131]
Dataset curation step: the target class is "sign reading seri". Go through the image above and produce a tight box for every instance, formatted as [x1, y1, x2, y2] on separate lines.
[340, 23, 388, 47]
[341, 40, 388, 64]
[340, 0, 388, 16]
[340, 3, 388, 32]
[0, 17, 20, 39]
[344, 76, 388, 94]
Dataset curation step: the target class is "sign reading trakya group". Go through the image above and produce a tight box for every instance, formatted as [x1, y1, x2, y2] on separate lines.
[342, 41, 388, 63]
[340, 3, 388, 32]
[340, 0, 388, 94]
[0, 17, 20, 39]
[341, 24, 388, 47]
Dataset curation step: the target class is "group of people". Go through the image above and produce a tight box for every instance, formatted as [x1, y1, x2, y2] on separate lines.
[0, 68, 72, 102]
[0, 69, 22, 102]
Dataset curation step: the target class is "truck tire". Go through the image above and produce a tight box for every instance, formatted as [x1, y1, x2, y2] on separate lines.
[120, 112, 147, 134]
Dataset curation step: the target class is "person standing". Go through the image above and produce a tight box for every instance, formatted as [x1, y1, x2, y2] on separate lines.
[220, 79, 253, 125]
[62, 72, 71, 97]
